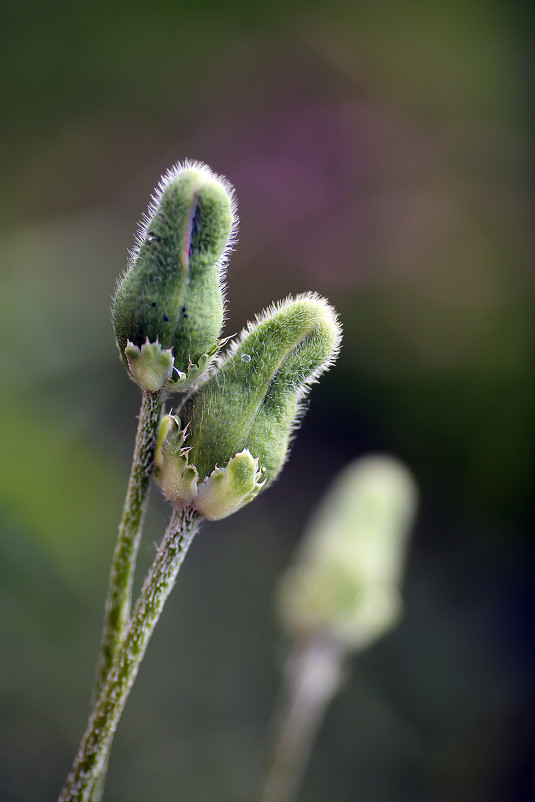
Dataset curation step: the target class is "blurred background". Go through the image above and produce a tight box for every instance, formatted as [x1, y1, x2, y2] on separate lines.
[0, 1, 533, 800]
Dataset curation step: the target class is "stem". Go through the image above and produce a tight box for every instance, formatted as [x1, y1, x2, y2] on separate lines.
[252, 637, 345, 802]
[59, 506, 202, 802]
[88, 390, 163, 801]
[95, 389, 164, 695]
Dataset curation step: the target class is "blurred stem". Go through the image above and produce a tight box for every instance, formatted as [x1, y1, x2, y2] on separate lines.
[58, 505, 202, 802]
[252, 637, 345, 802]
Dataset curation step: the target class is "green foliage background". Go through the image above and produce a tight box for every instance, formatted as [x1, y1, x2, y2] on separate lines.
[0, 1, 533, 800]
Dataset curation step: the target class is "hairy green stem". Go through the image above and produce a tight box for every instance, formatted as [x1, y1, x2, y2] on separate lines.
[88, 391, 163, 801]
[95, 389, 164, 695]
[252, 638, 344, 802]
[88, 390, 164, 802]
[59, 505, 201, 802]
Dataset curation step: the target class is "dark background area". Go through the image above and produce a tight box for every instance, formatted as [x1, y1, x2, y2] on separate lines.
[0, 1, 533, 800]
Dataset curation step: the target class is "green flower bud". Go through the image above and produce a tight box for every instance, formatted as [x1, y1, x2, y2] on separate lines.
[277, 456, 418, 651]
[155, 293, 341, 520]
[112, 161, 237, 392]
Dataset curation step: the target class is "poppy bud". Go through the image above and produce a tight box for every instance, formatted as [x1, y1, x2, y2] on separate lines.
[113, 161, 237, 392]
[156, 293, 342, 519]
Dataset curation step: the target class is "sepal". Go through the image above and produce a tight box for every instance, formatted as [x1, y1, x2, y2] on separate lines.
[124, 339, 174, 392]
[195, 451, 266, 520]
[155, 416, 265, 520]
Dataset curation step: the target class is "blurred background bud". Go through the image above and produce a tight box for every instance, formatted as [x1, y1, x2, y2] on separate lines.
[278, 456, 418, 651]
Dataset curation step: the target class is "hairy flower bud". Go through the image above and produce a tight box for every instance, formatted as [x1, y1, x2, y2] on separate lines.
[112, 161, 237, 392]
[155, 293, 342, 519]
[278, 456, 418, 651]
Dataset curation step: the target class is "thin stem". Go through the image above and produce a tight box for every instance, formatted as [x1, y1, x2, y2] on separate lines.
[94, 389, 164, 696]
[88, 390, 164, 802]
[252, 637, 345, 802]
[59, 506, 202, 802]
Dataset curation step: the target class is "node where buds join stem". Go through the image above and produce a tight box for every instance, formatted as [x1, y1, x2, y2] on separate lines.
[112, 160, 237, 393]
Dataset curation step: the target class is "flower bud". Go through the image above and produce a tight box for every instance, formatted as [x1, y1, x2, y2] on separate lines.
[277, 456, 418, 651]
[155, 293, 341, 519]
[112, 161, 237, 392]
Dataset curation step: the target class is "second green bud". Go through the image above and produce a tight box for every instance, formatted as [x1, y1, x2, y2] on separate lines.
[156, 293, 342, 519]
